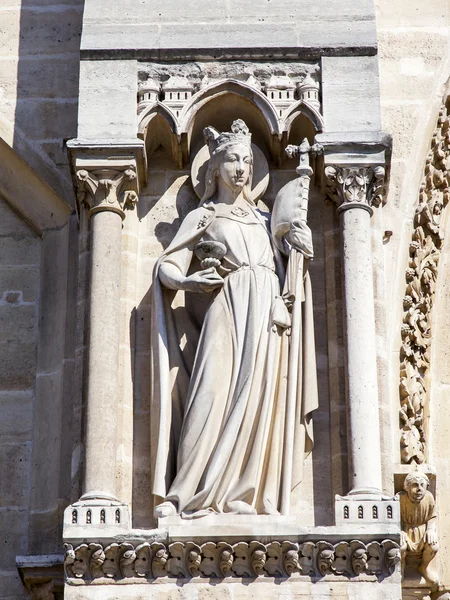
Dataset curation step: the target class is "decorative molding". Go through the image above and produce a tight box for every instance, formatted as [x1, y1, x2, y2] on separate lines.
[67, 139, 146, 220]
[64, 539, 400, 581]
[324, 165, 386, 214]
[137, 65, 324, 167]
[75, 163, 138, 219]
[400, 103, 450, 464]
[137, 62, 320, 116]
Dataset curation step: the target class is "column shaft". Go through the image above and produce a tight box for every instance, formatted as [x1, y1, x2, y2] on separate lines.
[83, 210, 123, 499]
[340, 207, 382, 495]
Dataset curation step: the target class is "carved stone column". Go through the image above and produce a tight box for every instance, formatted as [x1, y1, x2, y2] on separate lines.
[63, 141, 145, 538]
[324, 164, 386, 499]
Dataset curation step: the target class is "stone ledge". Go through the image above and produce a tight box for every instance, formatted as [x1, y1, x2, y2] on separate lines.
[80, 46, 378, 62]
[64, 537, 400, 581]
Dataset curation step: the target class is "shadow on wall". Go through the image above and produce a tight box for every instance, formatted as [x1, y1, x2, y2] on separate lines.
[13, 0, 85, 207]
[10, 0, 85, 559]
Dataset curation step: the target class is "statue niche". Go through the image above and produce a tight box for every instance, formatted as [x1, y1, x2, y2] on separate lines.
[150, 119, 318, 519]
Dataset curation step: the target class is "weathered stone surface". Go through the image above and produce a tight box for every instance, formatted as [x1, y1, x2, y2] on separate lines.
[0, 442, 31, 508]
[81, 0, 376, 55]
[0, 509, 28, 569]
[0, 392, 33, 444]
[0, 7, 82, 57]
[322, 56, 382, 132]
[78, 60, 138, 139]
[0, 341, 36, 389]
[64, 580, 402, 600]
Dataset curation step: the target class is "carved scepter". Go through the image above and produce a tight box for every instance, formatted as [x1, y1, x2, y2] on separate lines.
[273, 138, 322, 516]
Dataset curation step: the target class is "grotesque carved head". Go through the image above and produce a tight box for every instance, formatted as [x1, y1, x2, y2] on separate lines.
[404, 471, 429, 504]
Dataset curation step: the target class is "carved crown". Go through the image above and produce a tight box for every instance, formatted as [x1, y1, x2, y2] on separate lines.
[203, 119, 252, 155]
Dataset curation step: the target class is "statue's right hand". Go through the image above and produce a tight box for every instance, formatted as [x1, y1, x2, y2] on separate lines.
[183, 268, 224, 293]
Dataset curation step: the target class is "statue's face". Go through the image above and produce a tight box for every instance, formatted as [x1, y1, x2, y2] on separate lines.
[406, 477, 427, 503]
[218, 144, 252, 192]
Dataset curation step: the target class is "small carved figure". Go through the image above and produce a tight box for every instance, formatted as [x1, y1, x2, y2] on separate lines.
[399, 472, 439, 585]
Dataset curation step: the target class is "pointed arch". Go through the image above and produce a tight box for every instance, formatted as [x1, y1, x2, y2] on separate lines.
[282, 100, 324, 136]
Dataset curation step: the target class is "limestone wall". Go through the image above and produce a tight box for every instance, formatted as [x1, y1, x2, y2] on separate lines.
[0, 196, 41, 599]
[0, 0, 84, 205]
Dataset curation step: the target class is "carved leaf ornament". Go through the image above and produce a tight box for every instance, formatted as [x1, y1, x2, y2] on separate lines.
[400, 104, 450, 463]
[64, 539, 400, 581]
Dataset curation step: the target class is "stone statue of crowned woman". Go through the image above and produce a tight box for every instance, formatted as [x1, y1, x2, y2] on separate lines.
[150, 119, 318, 519]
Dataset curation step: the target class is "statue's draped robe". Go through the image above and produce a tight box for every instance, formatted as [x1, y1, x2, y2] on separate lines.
[400, 490, 437, 555]
[150, 200, 318, 517]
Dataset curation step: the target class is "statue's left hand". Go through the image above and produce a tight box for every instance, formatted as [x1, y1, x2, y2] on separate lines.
[287, 221, 314, 259]
[426, 529, 439, 548]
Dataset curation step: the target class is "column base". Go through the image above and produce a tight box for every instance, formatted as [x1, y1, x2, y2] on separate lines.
[63, 495, 131, 542]
[335, 493, 400, 526]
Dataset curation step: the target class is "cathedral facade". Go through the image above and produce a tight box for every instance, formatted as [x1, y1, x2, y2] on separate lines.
[1, 2, 450, 599]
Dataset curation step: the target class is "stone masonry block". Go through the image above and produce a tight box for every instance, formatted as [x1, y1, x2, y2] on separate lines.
[78, 59, 137, 138]
[0, 509, 28, 569]
[37, 228, 69, 371]
[28, 504, 64, 555]
[14, 98, 78, 141]
[0, 442, 32, 508]
[81, 0, 376, 51]
[379, 62, 437, 104]
[0, 304, 37, 344]
[0, 392, 33, 444]
[0, 57, 80, 101]
[0, 7, 82, 57]
[378, 31, 449, 63]
[31, 370, 64, 510]
[0, 197, 35, 236]
[0, 570, 29, 600]
[83, 0, 227, 25]
[0, 267, 40, 302]
[0, 237, 40, 266]
[376, 0, 448, 28]
[322, 56, 382, 132]
[0, 341, 36, 390]
[380, 103, 421, 162]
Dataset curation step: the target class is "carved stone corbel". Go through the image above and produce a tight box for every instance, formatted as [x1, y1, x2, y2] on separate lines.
[16, 555, 63, 600]
[324, 165, 386, 214]
[63, 538, 400, 581]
